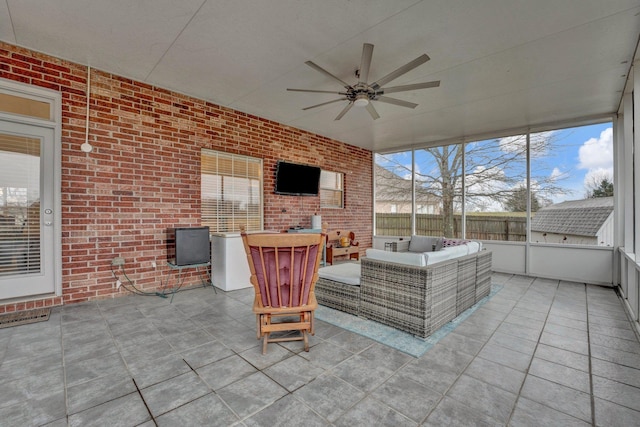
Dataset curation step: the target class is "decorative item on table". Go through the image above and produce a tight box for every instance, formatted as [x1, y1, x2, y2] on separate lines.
[339, 236, 350, 247]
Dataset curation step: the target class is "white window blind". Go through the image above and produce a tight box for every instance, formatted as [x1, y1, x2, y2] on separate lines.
[320, 170, 343, 208]
[0, 134, 41, 276]
[201, 149, 263, 232]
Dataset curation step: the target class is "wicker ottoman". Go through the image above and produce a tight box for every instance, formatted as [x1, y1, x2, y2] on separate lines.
[315, 263, 361, 315]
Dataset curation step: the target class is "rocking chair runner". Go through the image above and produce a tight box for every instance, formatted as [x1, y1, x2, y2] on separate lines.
[241, 229, 326, 354]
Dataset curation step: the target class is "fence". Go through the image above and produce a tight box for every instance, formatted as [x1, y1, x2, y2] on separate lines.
[376, 213, 527, 241]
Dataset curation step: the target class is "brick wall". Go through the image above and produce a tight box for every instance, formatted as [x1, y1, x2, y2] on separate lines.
[0, 42, 372, 311]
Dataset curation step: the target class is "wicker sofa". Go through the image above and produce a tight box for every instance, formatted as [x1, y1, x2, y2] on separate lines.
[315, 237, 492, 338]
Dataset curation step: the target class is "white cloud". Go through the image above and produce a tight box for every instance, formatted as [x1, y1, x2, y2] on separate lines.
[498, 131, 554, 157]
[577, 127, 613, 191]
[578, 127, 613, 170]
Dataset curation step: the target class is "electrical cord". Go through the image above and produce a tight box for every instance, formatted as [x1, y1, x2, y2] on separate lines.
[110, 263, 211, 297]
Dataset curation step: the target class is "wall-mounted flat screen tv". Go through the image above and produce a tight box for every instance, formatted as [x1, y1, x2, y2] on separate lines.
[275, 160, 321, 196]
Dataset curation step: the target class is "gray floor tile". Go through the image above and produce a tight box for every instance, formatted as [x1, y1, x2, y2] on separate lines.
[592, 357, 640, 388]
[196, 354, 257, 390]
[296, 340, 354, 369]
[127, 352, 192, 388]
[477, 342, 533, 372]
[592, 375, 640, 412]
[590, 331, 640, 354]
[543, 322, 589, 341]
[239, 341, 297, 370]
[141, 371, 211, 417]
[589, 322, 638, 341]
[520, 375, 592, 422]
[423, 395, 501, 426]
[334, 395, 417, 427]
[540, 330, 590, 355]
[245, 394, 329, 427]
[446, 374, 518, 423]
[436, 330, 487, 356]
[330, 353, 395, 392]
[0, 368, 64, 409]
[293, 374, 365, 422]
[589, 312, 636, 330]
[326, 329, 376, 353]
[217, 371, 288, 419]
[509, 396, 591, 427]
[489, 330, 538, 355]
[0, 390, 66, 427]
[591, 343, 640, 370]
[495, 321, 542, 342]
[263, 354, 325, 391]
[593, 397, 640, 427]
[68, 392, 151, 427]
[66, 373, 136, 414]
[156, 390, 239, 426]
[528, 357, 591, 393]
[64, 352, 128, 386]
[370, 374, 442, 423]
[180, 340, 234, 369]
[464, 356, 526, 394]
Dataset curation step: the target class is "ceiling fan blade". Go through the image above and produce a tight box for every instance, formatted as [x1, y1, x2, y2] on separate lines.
[302, 98, 347, 111]
[379, 81, 440, 94]
[287, 88, 347, 95]
[305, 61, 351, 89]
[334, 102, 354, 120]
[376, 96, 418, 109]
[358, 43, 374, 84]
[366, 102, 380, 120]
[370, 54, 430, 90]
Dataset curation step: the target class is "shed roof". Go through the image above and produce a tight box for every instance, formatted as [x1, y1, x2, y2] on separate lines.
[531, 197, 613, 237]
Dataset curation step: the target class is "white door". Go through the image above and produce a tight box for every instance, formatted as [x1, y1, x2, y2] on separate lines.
[0, 121, 56, 299]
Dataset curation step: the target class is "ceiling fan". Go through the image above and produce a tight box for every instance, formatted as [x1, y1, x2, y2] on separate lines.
[287, 43, 440, 120]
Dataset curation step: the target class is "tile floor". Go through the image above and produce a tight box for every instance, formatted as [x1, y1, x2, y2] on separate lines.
[1, 273, 640, 426]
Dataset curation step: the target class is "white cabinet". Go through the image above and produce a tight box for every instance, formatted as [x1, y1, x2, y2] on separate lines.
[210, 232, 252, 291]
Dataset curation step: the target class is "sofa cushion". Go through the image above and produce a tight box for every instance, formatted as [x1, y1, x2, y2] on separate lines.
[365, 248, 426, 267]
[318, 262, 361, 286]
[408, 235, 443, 253]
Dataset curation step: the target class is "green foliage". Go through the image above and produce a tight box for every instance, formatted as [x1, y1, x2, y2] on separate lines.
[587, 178, 614, 198]
[503, 187, 541, 212]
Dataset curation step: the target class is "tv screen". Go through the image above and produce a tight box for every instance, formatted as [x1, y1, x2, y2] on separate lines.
[275, 161, 321, 196]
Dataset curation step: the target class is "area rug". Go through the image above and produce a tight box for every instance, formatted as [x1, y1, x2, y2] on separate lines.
[0, 308, 51, 329]
[315, 284, 503, 357]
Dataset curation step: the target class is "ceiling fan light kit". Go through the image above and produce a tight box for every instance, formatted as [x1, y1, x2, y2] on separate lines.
[287, 43, 440, 120]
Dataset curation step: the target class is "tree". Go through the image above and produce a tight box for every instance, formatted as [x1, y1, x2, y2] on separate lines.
[376, 133, 568, 237]
[585, 177, 613, 198]
[503, 186, 542, 212]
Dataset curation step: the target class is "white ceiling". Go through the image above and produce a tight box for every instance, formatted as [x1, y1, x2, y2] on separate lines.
[1, 0, 639, 152]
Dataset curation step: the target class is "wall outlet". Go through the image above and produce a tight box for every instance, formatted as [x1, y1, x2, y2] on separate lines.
[151, 261, 157, 269]
[116, 279, 122, 289]
[112, 257, 125, 266]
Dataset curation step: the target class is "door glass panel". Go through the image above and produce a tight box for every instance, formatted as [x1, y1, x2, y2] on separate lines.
[0, 133, 41, 276]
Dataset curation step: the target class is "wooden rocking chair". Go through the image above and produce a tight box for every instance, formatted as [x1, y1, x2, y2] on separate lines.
[241, 229, 325, 354]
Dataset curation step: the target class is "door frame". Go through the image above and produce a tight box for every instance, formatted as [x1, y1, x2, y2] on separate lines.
[0, 77, 62, 298]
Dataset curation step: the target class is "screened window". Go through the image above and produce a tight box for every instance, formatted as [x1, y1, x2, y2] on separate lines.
[374, 121, 613, 245]
[201, 150, 263, 232]
[464, 135, 527, 242]
[320, 170, 343, 208]
[375, 151, 413, 236]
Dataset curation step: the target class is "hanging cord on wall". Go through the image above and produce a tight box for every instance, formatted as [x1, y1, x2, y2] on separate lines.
[80, 65, 93, 153]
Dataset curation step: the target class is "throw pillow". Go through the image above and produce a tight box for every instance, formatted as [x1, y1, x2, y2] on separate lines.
[408, 236, 444, 253]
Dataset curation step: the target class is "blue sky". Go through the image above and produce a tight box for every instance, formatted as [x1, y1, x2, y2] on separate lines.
[530, 122, 613, 203]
